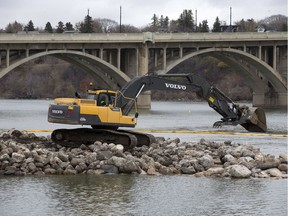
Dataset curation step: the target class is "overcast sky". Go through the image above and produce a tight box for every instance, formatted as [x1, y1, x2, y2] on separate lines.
[0, 0, 287, 29]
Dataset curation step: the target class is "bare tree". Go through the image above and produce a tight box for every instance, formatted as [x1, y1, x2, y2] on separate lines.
[94, 18, 118, 33]
[258, 14, 287, 31]
[114, 24, 140, 33]
[5, 21, 23, 33]
[235, 18, 257, 32]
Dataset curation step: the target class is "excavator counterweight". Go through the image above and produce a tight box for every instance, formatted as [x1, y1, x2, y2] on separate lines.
[48, 73, 267, 148]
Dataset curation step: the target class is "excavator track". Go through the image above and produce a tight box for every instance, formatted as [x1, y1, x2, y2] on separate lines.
[118, 130, 156, 147]
[51, 128, 154, 149]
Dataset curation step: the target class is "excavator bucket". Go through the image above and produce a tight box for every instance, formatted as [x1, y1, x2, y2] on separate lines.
[240, 107, 267, 132]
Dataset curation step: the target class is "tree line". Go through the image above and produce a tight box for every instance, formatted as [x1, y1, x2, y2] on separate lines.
[1, 10, 287, 33]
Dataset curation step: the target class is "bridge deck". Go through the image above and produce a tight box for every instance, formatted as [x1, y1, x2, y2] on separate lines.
[0, 32, 287, 44]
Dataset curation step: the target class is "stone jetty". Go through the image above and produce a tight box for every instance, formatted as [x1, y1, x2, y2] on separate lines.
[0, 129, 287, 178]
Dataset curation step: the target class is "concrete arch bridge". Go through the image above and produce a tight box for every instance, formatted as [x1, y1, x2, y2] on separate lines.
[0, 32, 287, 108]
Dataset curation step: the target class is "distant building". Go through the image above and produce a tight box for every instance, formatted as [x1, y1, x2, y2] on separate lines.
[256, 25, 266, 32]
[220, 25, 239, 32]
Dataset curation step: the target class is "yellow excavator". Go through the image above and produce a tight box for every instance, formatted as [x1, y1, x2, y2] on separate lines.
[48, 73, 267, 149]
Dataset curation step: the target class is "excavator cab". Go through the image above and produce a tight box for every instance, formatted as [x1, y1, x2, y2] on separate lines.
[48, 88, 137, 127]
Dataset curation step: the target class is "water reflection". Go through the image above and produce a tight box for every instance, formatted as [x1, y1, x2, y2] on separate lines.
[0, 175, 287, 216]
[44, 175, 136, 215]
[129, 176, 287, 216]
[0, 176, 58, 216]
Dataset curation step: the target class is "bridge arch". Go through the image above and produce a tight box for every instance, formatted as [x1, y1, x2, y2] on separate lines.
[0, 50, 131, 89]
[160, 47, 287, 95]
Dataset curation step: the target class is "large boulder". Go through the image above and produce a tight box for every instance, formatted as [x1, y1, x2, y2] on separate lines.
[225, 164, 252, 178]
[5, 166, 18, 175]
[57, 151, 69, 162]
[101, 164, 119, 174]
[84, 152, 97, 165]
[198, 154, 214, 170]
[0, 153, 10, 162]
[181, 166, 196, 174]
[279, 153, 287, 164]
[70, 157, 84, 167]
[106, 156, 140, 174]
[204, 167, 225, 177]
[257, 155, 280, 170]
[222, 154, 237, 163]
[11, 152, 25, 163]
[278, 164, 288, 172]
[264, 168, 283, 178]
[64, 165, 77, 175]
[44, 168, 57, 175]
[96, 151, 113, 161]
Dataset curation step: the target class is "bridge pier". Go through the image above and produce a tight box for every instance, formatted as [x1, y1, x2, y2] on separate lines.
[277, 92, 288, 108]
[135, 44, 152, 109]
[253, 92, 287, 108]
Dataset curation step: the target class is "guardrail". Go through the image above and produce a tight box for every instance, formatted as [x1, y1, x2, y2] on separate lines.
[0, 32, 286, 44]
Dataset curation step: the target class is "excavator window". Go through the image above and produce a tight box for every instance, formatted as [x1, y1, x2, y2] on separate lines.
[87, 94, 97, 100]
[98, 94, 109, 106]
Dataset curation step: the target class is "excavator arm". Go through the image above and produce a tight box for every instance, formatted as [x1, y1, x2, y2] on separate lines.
[116, 73, 267, 132]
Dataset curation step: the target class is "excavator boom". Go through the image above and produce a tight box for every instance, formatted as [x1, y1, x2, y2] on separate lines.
[115, 73, 267, 132]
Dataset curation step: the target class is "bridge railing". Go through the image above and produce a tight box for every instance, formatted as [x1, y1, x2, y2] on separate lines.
[0, 32, 286, 44]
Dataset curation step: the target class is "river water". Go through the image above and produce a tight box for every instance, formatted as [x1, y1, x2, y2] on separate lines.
[0, 99, 287, 216]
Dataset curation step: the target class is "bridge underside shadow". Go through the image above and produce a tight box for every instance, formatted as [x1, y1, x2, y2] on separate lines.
[0, 47, 287, 108]
[159, 48, 287, 107]
[0, 50, 131, 90]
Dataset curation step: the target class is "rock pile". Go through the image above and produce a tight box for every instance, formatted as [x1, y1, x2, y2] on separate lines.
[0, 129, 287, 178]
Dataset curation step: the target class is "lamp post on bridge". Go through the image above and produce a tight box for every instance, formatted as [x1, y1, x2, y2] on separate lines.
[229, 6, 232, 32]
[119, 6, 122, 33]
